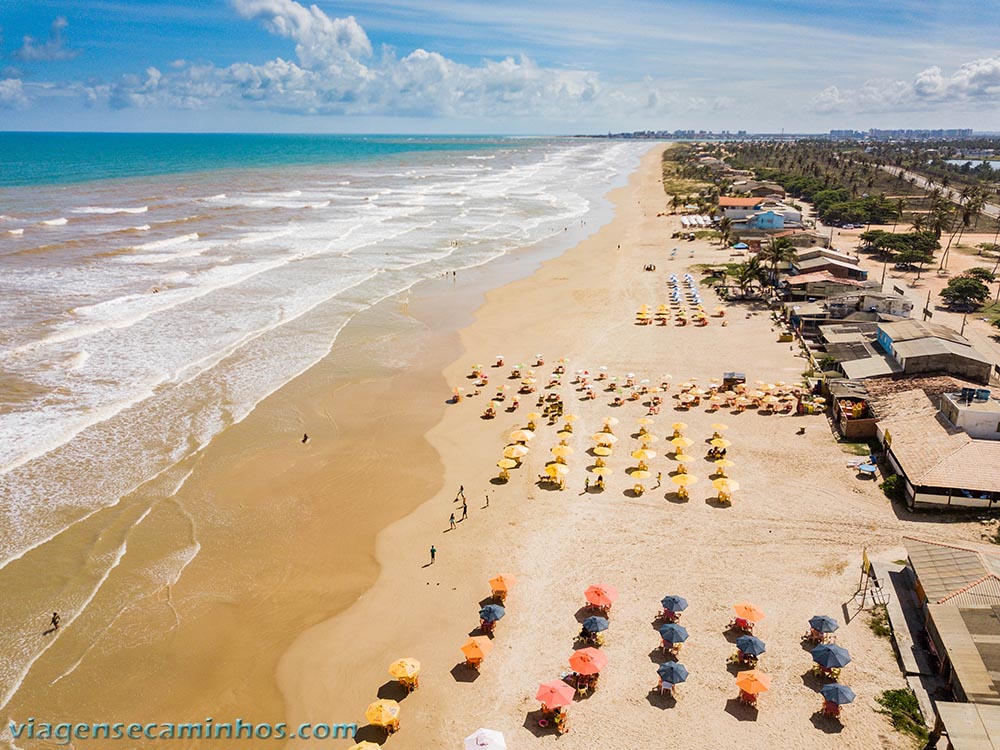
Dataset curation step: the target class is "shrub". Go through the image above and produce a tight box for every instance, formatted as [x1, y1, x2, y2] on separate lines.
[880, 474, 904, 502]
[869, 604, 891, 638]
[875, 689, 928, 742]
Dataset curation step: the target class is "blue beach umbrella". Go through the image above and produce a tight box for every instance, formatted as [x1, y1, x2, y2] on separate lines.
[582, 616, 609, 633]
[809, 615, 840, 633]
[733, 242, 749, 249]
[479, 604, 506, 622]
[812, 643, 851, 669]
[657, 662, 689, 685]
[820, 683, 857, 705]
[660, 595, 689, 613]
[735, 634, 766, 657]
[658, 623, 689, 643]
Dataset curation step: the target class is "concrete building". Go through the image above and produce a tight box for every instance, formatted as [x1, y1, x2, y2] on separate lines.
[877, 322, 993, 384]
[792, 255, 869, 281]
[940, 390, 1000, 440]
[783, 271, 870, 301]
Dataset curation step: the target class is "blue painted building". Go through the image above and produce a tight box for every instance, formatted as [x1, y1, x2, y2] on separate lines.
[746, 210, 785, 230]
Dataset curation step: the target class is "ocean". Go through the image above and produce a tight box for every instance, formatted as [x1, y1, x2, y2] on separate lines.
[0, 133, 646, 710]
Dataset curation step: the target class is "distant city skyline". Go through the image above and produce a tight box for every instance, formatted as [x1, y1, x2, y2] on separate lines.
[2, 0, 1000, 133]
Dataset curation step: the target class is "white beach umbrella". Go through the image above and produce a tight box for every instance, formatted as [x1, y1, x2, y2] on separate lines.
[464, 728, 506, 749]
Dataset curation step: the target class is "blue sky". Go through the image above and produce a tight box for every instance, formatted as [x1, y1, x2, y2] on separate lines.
[2, 0, 999, 133]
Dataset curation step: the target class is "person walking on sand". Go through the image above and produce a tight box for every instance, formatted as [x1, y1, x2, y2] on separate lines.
[655, 471, 663, 489]
[430, 545, 436, 564]
[449, 513, 456, 530]
[584, 477, 590, 492]
[461, 500, 468, 520]
[50, 612, 60, 631]
[484, 492, 490, 508]
[301, 433, 309, 443]
[456, 485, 465, 502]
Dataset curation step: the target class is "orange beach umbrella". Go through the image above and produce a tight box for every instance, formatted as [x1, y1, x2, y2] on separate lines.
[461, 636, 494, 661]
[489, 574, 516, 593]
[536, 679, 575, 709]
[735, 670, 772, 695]
[569, 647, 608, 675]
[584, 584, 619, 608]
[733, 602, 766, 623]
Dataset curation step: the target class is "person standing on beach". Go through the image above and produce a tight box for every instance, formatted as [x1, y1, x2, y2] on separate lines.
[461, 500, 468, 520]
[456, 485, 465, 502]
[449, 513, 456, 530]
[655, 471, 663, 489]
[50, 612, 60, 631]
[430, 545, 436, 564]
[484, 492, 489, 508]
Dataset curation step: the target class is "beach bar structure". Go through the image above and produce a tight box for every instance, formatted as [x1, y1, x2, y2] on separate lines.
[828, 380, 878, 439]
[876, 389, 1000, 509]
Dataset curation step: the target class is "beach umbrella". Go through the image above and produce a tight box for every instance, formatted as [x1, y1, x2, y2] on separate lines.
[497, 458, 518, 469]
[464, 728, 506, 750]
[809, 615, 840, 634]
[678, 382, 694, 391]
[593, 445, 613, 457]
[551, 445, 575, 459]
[736, 635, 766, 657]
[671, 436, 694, 449]
[582, 615, 610, 633]
[812, 643, 852, 669]
[820, 683, 857, 706]
[671, 474, 699, 487]
[679, 394, 695, 404]
[671, 421, 689, 432]
[638, 433, 660, 444]
[569, 647, 608, 675]
[657, 662, 689, 685]
[674, 453, 696, 464]
[710, 438, 732, 449]
[348, 743, 381, 750]
[762, 395, 780, 406]
[628, 468, 652, 479]
[489, 574, 516, 593]
[733, 602, 766, 623]
[556, 430, 573, 440]
[714, 459, 736, 469]
[365, 700, 400, 727]
[658, 623, 689, 643]
[563, 414, 579, 422]
[603, 416, 620, 427]
[388, 658, 420, 680]
[660, 595, 688, 612]
[713, 478, 740, 492]
[461, 636, 494, 661]
[536, 680, 575, 709]
[593, 433, 618, 445]
[735, 669, 771, 695]
[526, 411, 543, 421]
[545, 463, 570, 477]
[510, 429, 535, 443]
[584, 584, 619, 608]
[503, 444, 529, 459]
[479, 604, 506, 622]
[589, 465, 613, 475]
[637, 417, 656, 425]
[631, 448, 657, 461]
[710, 422, 730, 432]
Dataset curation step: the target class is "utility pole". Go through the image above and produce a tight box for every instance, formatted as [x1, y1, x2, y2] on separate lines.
[960, 311, 969, 337]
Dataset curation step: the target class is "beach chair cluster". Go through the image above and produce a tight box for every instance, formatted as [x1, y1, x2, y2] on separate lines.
[533, 583, 618, 735]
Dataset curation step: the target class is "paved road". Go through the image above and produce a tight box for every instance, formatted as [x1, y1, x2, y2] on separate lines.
[878, 165, 1000, 219]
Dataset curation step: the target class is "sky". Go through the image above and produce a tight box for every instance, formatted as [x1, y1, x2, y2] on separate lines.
[1, 0, 1000, 134]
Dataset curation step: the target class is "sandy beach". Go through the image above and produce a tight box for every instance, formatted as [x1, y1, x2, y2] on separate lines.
[277, 145, 985, 748]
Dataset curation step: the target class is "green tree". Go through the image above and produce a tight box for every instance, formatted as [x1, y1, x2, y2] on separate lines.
[965, 267, 997, 284]
[940, 275, 990, 310]
[758, 237, 798, 286]
[730, 256, 764, 298]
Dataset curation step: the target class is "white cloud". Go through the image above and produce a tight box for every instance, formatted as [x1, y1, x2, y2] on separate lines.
[0, 78, 28, 108]
[15, 17, 79, 62]
[810, 55, 1000, 113]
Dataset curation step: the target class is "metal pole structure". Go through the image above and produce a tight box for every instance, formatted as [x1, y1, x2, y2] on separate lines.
[960, 311, 969, 337]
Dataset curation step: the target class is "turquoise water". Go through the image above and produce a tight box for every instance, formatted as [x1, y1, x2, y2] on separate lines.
[0, 132, 514, 187]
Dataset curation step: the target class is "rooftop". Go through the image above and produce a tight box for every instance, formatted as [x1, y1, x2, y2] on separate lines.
[718, 196, 763, 208]
[935, 701, 1000, 749]
[893, 337, 992, 364]
[841, 355, 901, 379]
[879, 319, 970, 345]
[904, 537, 1000, 605]
[795, 256, 868, 274]
[784, 270, 866, 287]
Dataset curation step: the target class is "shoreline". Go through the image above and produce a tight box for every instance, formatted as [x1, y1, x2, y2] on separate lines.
[0, 143, 640, 736]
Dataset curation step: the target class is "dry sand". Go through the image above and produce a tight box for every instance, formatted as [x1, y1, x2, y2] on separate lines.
[278, 146, 986, 748]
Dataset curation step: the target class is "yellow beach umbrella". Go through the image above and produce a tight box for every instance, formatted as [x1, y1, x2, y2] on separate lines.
[671, 436, 694, 449]
[671, 421, 688, 432]
[714, 458, 736, 469]
[563, 414, 579, 422]
[526, 411, 543, 421]
[551, 445, 575, 459]
[628, 468, 651, 479]
[603, 416, 620, 427]
[671, 474, 699, 487]
[503, 444, 529, 459]
[388, 658, 421, 680]
[365, 700, 401, 727]
[710, 423, 730, 432]
[762, 395, 780, 405]
[678, 382, 694, 391]
[545, 463, 570, 477]
[510, 429, 535, 443]
[593, 433, 618, 445]
[589, 465, 613, 475]
[713, 478, 740, 493]
[710, 438, 732, 449]
[497, 458, 518, 469]
[637, 417, 656, 426]
[557, 430, 573, 440]
[675, 453, 695, 464]
[349, 743, 381, 750]
[639, 433, 660, 444]
[593, 446, 613, 457]
[631, 448, 657, 461]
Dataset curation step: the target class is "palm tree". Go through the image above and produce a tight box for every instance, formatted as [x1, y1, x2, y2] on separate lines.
[730, 256, 764, 298]
[758, 237, 798, 287]
[718, 217, 733, 247]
